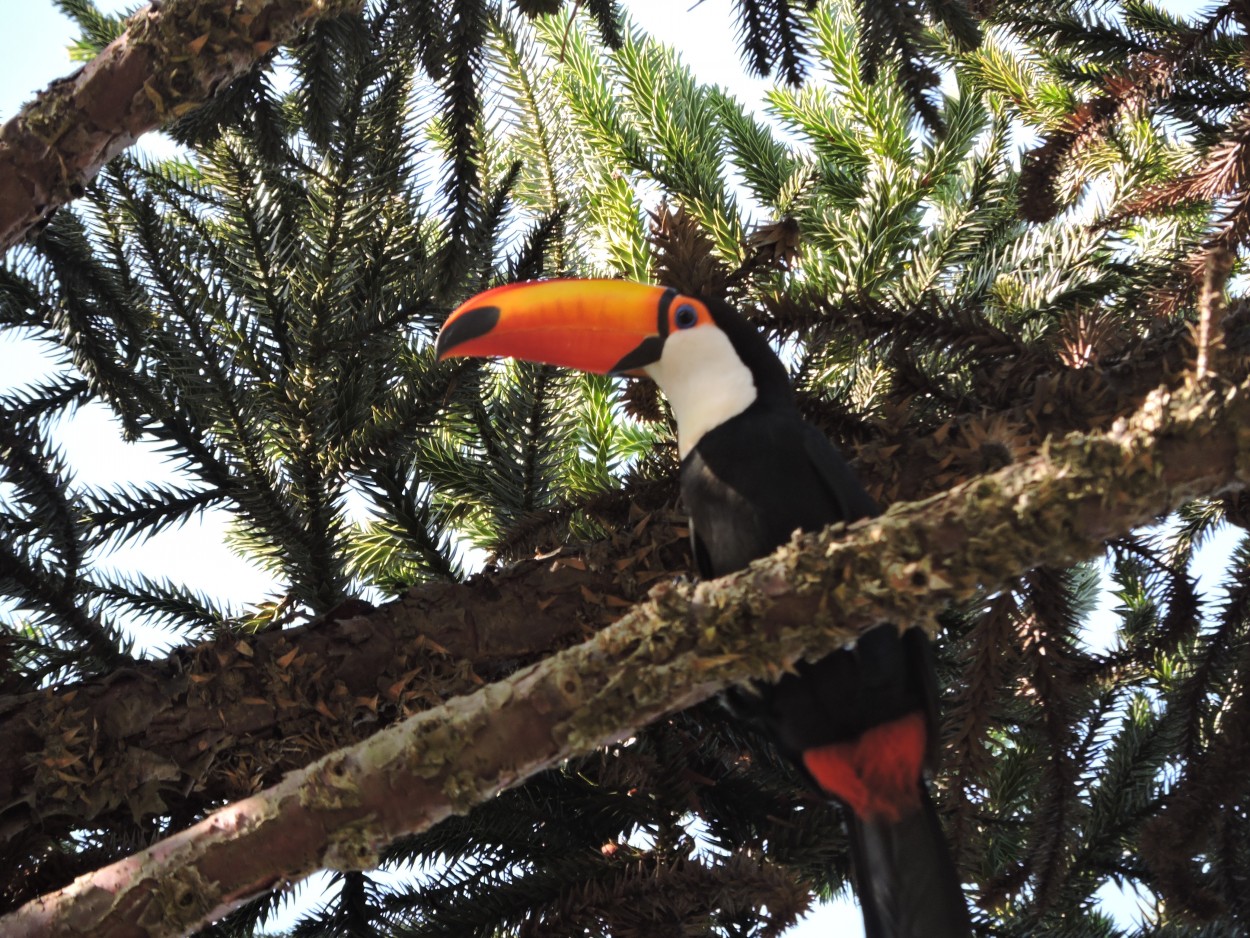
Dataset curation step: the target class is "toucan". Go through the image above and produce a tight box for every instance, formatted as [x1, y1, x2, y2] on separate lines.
[435, 279, 972, 938]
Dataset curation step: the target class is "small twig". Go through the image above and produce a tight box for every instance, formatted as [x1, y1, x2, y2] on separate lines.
[558, 2, 585, 63]
[1195, 245, 1235, 380]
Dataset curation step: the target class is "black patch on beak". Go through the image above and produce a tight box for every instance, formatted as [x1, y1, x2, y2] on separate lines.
[436, 306, 501, 358]
[609, 335, 664, 375]
[656, 287, 677, 336]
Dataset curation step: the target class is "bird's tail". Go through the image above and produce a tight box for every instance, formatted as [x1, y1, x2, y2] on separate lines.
[793, 635, 971, 938]
[844, 787, 971, 938]
[734, 627, 972, 937]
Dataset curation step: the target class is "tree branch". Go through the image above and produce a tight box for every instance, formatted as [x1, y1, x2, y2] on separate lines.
[824, 301, 1250, 505]
[0, 513, 692, 904]
[0, 0, 363, 251]
[9, 301, 1250, 894]
[5, 371, 1250, 938]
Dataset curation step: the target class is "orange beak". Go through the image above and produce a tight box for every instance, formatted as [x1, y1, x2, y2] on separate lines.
[435, 279, 670, 375]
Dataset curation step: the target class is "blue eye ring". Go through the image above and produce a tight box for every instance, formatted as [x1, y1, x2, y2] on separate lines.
[674, 304, 699, 329]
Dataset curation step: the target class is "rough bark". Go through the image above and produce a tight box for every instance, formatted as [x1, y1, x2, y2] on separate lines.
[0, 510, 692, 910]
[0, 0, 364, 252]
[4, 371, 1250, 938]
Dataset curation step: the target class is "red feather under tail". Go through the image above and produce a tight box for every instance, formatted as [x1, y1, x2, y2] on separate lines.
[801, 710, 927, 821]
[801, 711, 970, 938]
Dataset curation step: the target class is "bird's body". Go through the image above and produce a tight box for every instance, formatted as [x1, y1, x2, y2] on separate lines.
[682, 399, 876, 577]
[672, 302, 970, 938]
[436, 279, 972, 938]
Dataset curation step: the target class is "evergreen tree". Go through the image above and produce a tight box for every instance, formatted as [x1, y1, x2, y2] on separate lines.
[4, 0, 1250, 936]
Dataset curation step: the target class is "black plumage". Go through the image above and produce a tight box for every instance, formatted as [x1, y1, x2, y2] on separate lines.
[680, 299, 970, 938]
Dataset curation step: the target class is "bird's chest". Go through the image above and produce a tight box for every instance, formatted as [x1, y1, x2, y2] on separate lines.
[680, 437, 815, 578]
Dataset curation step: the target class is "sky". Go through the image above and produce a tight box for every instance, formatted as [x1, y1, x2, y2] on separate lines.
[0, 1, 1228, 935]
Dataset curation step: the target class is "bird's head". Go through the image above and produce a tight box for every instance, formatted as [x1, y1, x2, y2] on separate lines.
[435, 279, 790, 457]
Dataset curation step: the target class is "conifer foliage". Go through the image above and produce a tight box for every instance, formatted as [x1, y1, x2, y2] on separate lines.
[5, 0, 1250, 935]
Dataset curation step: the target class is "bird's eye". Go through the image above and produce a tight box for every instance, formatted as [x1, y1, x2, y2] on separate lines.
[674, 304, 699, 329]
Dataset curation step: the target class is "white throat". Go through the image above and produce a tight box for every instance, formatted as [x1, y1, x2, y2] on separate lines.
[644, 327, 758, 458]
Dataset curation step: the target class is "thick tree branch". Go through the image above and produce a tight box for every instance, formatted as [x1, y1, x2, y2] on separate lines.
[0, 0, 363, 251]
[8, 303, 1250, 890]
[0, 513, 692, 906]
[5, 373, 1250, 938]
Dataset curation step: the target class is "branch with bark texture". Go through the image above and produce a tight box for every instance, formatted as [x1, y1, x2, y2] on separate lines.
[8, 299, 1250, 892]
[0, 511, 693, 904]
[6, 371, 1250, 938]
[0, 0, 363, 251]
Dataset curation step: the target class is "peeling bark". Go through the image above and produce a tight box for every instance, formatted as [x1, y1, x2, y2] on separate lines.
[4, 373, 1249, 938]
[0, 0, 363, 252]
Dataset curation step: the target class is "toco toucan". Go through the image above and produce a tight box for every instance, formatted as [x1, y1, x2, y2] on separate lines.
[435, 279, 972, 938]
